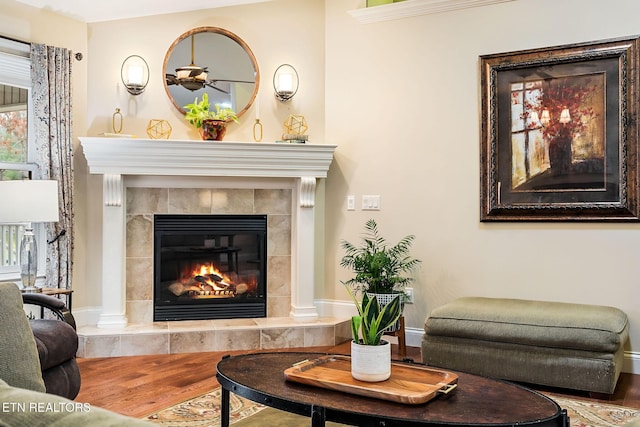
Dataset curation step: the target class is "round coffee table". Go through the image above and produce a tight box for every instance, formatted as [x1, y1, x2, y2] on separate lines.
[216, 352, 568, 427]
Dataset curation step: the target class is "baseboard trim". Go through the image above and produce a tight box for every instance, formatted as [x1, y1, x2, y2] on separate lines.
[623, 351, 640, 375]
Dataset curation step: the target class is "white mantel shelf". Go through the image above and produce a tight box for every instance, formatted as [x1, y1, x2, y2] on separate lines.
[80, 137, 337, 178]
[79, 136, 337, 329]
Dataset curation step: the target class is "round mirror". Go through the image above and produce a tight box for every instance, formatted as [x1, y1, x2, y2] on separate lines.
[163, 27, 259, 118]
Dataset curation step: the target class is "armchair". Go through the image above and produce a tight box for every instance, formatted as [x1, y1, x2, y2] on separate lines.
[0, 282, 155, 426]
[22, 291, 81, 399]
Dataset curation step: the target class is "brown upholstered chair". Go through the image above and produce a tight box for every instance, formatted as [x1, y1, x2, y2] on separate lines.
[22, 291, 81, 399]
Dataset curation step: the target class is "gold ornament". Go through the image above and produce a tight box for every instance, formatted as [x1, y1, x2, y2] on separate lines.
[146, 119, 172, 139]
[283, 114, 308, 136]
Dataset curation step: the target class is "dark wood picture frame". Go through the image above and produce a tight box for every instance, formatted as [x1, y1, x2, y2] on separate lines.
[480, 37, 639, 221]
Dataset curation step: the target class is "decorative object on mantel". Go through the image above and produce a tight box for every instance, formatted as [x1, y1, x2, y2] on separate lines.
[253, 119, 263, 142]
[183, 92, 239, 141]
[277, 114, 308, 144]
[146, 119, 172, 139]
[112, 108, 123, 134]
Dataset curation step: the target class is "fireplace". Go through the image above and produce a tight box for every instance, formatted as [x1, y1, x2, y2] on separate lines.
[80, 137, 336, 327]
[154, 214, 267, 321]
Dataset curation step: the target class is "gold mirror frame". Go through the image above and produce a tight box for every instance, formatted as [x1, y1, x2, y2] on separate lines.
[163, 26, 259, 118]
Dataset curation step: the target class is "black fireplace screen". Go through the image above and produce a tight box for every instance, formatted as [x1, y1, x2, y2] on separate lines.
[153, 214, 267, 321]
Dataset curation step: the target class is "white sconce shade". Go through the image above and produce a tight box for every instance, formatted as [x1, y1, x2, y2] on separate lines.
[273, 64, 299, 102]
[127, 65, 143, 86]
[121, 55, 149, 95]
[278, 73, 294, 92]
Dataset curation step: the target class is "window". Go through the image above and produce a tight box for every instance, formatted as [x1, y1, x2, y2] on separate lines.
[510, 80, 548, 189]
[0, 37, 44, 282]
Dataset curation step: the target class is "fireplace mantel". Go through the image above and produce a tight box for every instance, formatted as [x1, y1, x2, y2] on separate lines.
[80, 137, 337, 328]
[80, 137, 337, 178]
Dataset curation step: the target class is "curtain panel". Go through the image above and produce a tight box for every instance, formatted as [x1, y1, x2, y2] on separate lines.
[30, 44, 75, 290]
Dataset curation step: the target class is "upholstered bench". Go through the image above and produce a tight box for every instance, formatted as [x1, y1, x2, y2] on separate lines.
[421, 297, 629, 394]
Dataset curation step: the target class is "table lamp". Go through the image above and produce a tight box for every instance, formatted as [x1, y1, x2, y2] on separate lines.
[0, 180, 59, 292]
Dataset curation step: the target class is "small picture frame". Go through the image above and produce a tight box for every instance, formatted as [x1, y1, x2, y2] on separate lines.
[480, 36, 640, 221]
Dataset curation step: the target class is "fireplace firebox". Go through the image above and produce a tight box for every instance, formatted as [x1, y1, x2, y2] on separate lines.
[153, 214, 267, 321]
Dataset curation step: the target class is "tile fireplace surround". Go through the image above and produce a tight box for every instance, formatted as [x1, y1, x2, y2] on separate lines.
[78, 137, 349, 357]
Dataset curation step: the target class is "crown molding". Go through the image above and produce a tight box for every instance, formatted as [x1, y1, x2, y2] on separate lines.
[349, 0, 517, 24]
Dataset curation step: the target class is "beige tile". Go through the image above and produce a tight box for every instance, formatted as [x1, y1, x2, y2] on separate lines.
[267, 215, 291, 256]
[83, 335, 121, 358]
[261, 327, 304, 349]
[253, 316, 298, 327]
[214, 329, 260, 351]
[304, 326, 336, 347]
[211, 188, 254, 213]
[267, 296, 290, 317]
[168, 188, 212, 213]
[170, 331, 216, 353]
[122, 322, 168, 333]
[168, 320, 216, 332]
[267, 256, 291, 297]
[126, 257, 153, 300]
[76, 335, 86, 357]
[126, 300, 153, 324]
[127, 188, 168, 214]
[255, 189, 291, 214]
[335, 320, 352, 345]
[126, 214, 153, 258]
[120, 333, 169, 356]
[211, 318, 259, 329]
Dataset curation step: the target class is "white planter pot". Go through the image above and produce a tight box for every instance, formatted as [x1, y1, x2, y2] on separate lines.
[351, 339, 391, 382]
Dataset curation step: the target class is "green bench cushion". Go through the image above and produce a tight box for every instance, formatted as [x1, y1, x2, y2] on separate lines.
[424, 297, 628, 353]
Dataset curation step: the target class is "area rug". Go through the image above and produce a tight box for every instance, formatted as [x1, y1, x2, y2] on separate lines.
[144, 388, 640, 426]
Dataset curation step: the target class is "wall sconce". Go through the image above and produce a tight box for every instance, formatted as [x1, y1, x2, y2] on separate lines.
[121, 55, 149, 95]
[273, 64, 299, 102]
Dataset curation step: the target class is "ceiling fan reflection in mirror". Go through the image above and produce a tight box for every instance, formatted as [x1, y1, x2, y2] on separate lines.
[165, 35, 254, 94]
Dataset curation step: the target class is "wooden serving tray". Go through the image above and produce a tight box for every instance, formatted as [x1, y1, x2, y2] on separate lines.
[283, 355, 458, 405]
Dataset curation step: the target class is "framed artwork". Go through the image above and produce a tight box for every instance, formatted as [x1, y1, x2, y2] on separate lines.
[480, 37, 639, 221]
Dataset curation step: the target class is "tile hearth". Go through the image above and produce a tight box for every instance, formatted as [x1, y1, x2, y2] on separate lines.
[77, 317, 351, 358]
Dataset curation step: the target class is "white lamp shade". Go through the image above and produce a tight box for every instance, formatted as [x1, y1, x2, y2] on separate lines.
[0, 180, 59, 223]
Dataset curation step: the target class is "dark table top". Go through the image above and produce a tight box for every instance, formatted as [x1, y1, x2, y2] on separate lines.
[216, 351, 568, 427]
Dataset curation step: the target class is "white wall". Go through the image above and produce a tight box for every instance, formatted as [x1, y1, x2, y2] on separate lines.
[324, 0, 640, 368]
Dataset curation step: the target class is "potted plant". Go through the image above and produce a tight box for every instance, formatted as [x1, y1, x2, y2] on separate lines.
[183, 92, 239, 141]
[346, 286, 402, 382]
[340, 218, 421, 330]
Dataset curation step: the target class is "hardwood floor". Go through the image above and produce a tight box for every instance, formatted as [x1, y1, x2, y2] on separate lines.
[75, 343, 640, 419]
